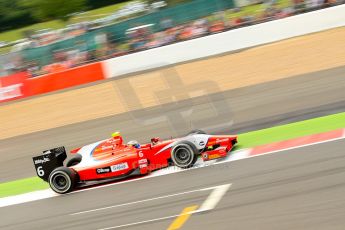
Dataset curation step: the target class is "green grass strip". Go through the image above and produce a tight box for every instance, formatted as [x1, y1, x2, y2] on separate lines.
[237, 112, 345, 149]
[0, 177, 49, 198]
[1, 111, 345, 198]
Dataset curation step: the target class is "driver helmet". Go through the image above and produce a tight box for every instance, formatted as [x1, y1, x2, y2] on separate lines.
[127, 140, 141, 149]
[111, 131, 123, 145]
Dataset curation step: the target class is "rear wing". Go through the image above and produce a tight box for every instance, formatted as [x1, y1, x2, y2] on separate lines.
[32, 147, 67, 181]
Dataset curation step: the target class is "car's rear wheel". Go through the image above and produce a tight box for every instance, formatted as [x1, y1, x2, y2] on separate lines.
[66, 154, 82, 167]
[171, 141, 198, 169]
[48, 167, 78, 194]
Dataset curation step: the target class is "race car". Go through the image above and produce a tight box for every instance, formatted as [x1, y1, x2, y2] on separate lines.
[32, 130, 237, 194]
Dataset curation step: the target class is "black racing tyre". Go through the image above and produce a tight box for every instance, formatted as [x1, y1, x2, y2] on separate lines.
[171, 141, 198, 169]
[187, 129, 207, 135]
[48, 167, 78, 194]
[66, 154, 82, 167]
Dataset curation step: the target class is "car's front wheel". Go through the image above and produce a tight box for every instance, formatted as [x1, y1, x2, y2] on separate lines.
[171, 141, 198, 169]
[48, 167, 78, 194]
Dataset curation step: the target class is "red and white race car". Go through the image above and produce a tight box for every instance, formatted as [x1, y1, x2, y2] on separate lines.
[33, 130, 237, 194]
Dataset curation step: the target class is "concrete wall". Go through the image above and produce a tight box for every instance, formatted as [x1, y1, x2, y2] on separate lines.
[103, 5, 345, 78]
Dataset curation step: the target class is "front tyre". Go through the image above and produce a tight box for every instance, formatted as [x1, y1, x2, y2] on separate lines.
[48, 167, 78, 194]
[171, 141, 198, 169]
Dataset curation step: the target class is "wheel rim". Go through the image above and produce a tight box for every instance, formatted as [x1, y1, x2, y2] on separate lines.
[174, 146, 193, 166]
[50, 172, 71, 193]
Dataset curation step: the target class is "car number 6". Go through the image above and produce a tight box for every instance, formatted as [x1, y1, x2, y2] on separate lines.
[37, 166, 45, 177]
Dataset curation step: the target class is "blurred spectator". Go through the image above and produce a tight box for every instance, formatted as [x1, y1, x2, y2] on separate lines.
[210, 20, 225, 33]
[94, 32, 108, 49]
[160, 18, 174, 30]
[27, 61, 40, 77]
[2, 0, 343, 78]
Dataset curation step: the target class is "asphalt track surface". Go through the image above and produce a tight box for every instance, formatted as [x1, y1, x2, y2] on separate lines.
[1, 66, 345, 181]
[1, 139, 345, 230]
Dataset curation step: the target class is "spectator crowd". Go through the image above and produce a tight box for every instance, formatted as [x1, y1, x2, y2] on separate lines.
[1, 0, 344, 77]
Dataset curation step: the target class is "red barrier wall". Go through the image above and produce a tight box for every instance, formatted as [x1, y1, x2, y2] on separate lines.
[0, 72, 28, 103]
[24, 62, 105, 96]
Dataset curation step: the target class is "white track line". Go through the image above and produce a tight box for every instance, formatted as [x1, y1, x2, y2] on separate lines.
[98, 213, 182, 230]
[71, 184, 224, 216]
[245, 135, 345, 159]
[197, 184, 231, 212]
[96, 184, 231, 230]
[0, 189, 58, 208]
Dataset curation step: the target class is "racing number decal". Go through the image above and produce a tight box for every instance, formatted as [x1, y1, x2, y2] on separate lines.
[37, 166, 45, 177]
[32, 152, 61, 181]
[33, 147, 67, 181]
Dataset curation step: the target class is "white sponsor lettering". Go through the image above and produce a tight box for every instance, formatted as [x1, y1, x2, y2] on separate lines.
[34, 157, 50, 164]
[111, 163, 129, 172]
[97, 168, 110, 173]
[139, 164, 147, 168]
[138, 159, 147, 164]
[0, 84, 23, 101]
[101, 146, 113, 150]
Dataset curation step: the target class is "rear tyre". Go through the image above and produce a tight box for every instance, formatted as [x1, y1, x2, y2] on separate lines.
[171, 141, 198, 169]
[66, 154, 82, 167]
[48, 167, 78, 194]
[187, 129, 207, 135]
